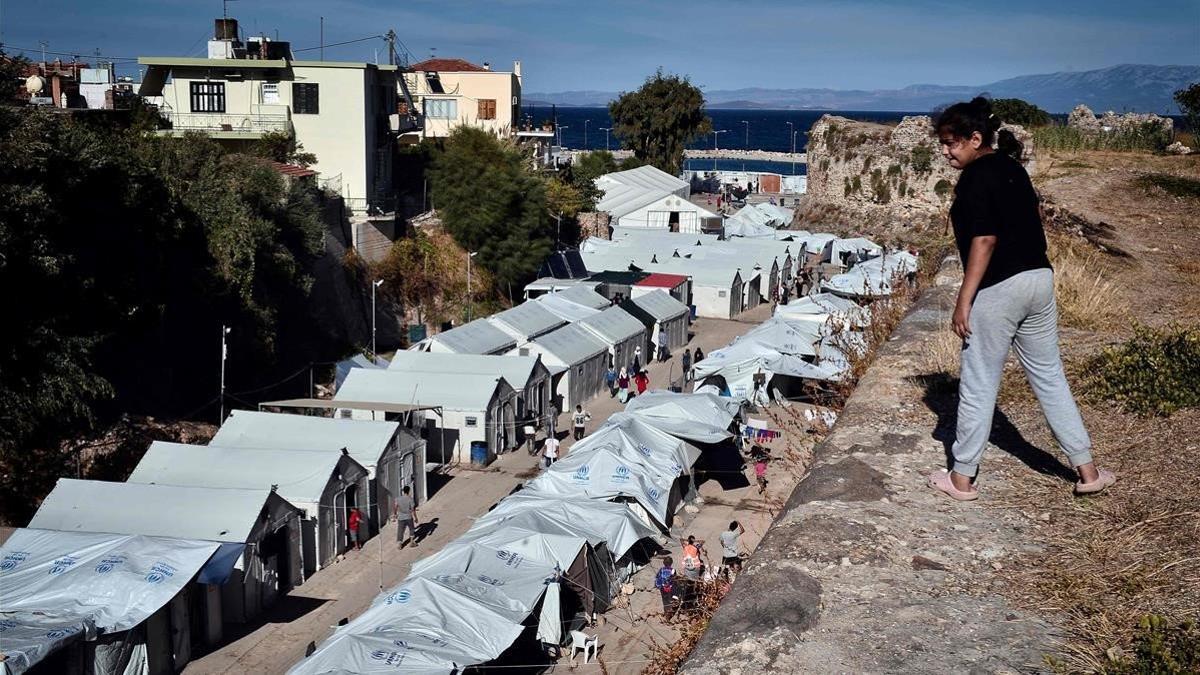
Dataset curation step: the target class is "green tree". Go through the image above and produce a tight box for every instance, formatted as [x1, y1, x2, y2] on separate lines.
[566, 150, 619, 208]
[1174, 83, 1200, 133]
[249, 130, 318, 167]
[609, 70, 711, 174]
[428, 126, 552, 292]
[1, 50, 32, 103]
[991, 98, 1052, 127]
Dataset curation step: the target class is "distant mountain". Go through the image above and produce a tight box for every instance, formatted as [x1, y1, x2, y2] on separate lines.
[526, 64, 1200, 114]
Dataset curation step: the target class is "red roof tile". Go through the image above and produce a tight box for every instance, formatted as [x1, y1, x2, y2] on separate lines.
[635, 273, 690, 288]
[409, 58, 487, 72]
[265, 160, 318, 178]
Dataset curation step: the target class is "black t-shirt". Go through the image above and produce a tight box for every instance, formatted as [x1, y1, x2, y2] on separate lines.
[950, 152, 1051, 290]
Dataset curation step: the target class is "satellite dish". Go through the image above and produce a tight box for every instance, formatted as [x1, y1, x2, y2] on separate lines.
[25, 75, 45, 95]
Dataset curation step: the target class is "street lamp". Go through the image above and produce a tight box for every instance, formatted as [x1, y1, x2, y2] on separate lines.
[713, 129, 728, 171]
[741, 120, 750, 148]
[792, 129, 799, 175]
[218, 325, 231, 424]
[556, 125, 568, 148]
[371, 279, 384, 358]
[466, 251, 479, 322]
[599, 127, 612, 151]
[583, 119, 590, 150]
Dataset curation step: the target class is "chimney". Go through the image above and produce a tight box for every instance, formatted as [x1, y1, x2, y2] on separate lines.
[513, 60, 522, 79]
[482, 61, 491, 71]
[215, 18, 239, 40]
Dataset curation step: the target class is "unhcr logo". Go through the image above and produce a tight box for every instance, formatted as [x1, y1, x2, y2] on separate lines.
[0, 619, 18, 633]
[638, 444, 653, 457]
[49, 556, 78, 576]
[0, 552, 28, 572]
[477, 574, 505, 586]
[386, 588, 413, 605]
[646, 487, 662, 503]
[572, 465, 591, 482]
[145, 562, 176, 584]
[95, 555, 125, 574]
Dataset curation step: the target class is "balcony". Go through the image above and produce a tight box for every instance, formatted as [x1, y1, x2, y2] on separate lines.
[158, 110, 293, 139]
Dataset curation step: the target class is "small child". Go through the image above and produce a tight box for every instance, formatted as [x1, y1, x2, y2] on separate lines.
[754, 453, 769, 494]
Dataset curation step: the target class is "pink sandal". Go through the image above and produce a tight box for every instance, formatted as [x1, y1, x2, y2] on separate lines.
[927, 470, 979, 501]
[1075, 469, 1117, 495]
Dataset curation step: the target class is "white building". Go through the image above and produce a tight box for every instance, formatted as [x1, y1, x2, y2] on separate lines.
[210, 410, 424, 528]
[400, 57, 522, 141]
[336, 369, 518, 464]
[28, 478, 304, 630]
[387, 351, 553, 429]
[595, 165, 721, 233]
[129, 442, 370, 576]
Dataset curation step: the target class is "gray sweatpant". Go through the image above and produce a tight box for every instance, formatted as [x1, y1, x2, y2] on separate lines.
[952, 268, 1092, 477]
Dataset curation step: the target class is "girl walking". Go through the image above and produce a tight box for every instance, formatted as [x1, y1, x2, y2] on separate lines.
[927, 97, 1114, 501]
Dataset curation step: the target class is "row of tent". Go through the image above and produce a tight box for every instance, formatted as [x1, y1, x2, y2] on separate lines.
[2, 410, 427, 675]
[333, 284, 694, 465]
[290, 391, 745, 674]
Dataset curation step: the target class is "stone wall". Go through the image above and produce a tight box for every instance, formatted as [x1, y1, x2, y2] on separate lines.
[1068, 104, 1174, 135]
[578, 211, 611, 240]
[801, 115, 1033, 235]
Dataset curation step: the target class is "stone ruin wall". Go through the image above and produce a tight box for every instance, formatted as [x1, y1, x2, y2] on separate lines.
[801, 115, 1033, 236]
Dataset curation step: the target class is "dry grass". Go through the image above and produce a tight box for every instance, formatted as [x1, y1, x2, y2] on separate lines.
[641, 580, 728, 675]
[922, 324, 962, 377]
[1049, 236, 1123, 330]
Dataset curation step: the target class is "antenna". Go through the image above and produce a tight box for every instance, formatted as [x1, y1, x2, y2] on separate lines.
[222, 0, 238, 20]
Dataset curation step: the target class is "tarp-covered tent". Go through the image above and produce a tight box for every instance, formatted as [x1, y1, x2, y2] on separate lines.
[724, 214, 778, 239]
[287, 576, 526, 675]
[426, 318, 517, 355]
[129, 442, 369, 576]
[823, 236, 884, 267]
[337, 369, 518, 463]
[476, 494, 660, 562]
[0, 529, 220, 675]
[776, 292, 871, 329]
[622, 391, 741, 443]
[28, 479, 303, 627]
[524, 449, 676, 528]
[211, 410, 422, 530]
[486, 301, 566, 344]
[388, 351, 552, 430]
[823, 250, 918, 299]
[621, 289, 690, 355]
[524, 322, 610, 410]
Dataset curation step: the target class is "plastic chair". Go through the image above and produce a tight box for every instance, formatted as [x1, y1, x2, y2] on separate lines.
[569, 630, 598, 665]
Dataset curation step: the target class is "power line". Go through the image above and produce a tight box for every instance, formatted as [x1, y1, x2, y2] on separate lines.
[0, 42, 139, 62]
[292, 34, 383, 54]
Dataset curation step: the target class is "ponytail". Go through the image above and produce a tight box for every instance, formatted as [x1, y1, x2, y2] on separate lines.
[996, 129, 1023, 161]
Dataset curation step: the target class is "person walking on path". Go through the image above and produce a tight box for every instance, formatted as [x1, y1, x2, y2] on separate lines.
[693, 347, 704, 364]
[546, 402, 558, 439]
[572, 405, 591, 441]
[633, 370, 650, 396]
[347, 507, 364, 551]
[394, 486, 418, 549]
[542, 434, 560, 468]
[632, 346, 642, 374]
[926, 97, 1114, 502]
[605, 365, 618, 397]
[617, 367, 631, 403]
[655, 556, 679, 623]
[681, 349, 692, 384]
[720, 521, 745, 574]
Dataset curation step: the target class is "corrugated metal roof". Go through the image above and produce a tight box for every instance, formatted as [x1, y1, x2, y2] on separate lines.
[549, 285, 609, 309]
[530, 323, 608, 366]
[28, 478, 283, 543]
[635, 273, 689, 288]
[129, 442, 359, 506]
[212, 410, 403, 471]
[336, 369, 508, 411]
[597, 165, 689, 195]
[430, 319, 517, 355]
[577, 306, 645, 345]
[388, 352, 542, 389]
[534, 293, 603, 322]
[628, 289, 689, 321]
[486, 302, 565, 340]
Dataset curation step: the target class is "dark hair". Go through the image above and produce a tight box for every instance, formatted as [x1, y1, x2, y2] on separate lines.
[729, 521, 739, 530]
[663, 556, 673, 566]
[936, 96, 1023, 160]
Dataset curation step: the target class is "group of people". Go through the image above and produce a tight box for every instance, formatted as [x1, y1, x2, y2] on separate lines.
[342, 484, 423, 554]
[606, 365, 650, 403]
[655, 522, 746, 622]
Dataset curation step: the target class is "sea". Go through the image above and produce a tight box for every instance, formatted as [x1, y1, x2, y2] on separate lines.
[525, 106, 924, 176]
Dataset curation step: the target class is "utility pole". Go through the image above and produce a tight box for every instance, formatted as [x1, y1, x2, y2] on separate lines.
[713, 129, 728, 171]
[319, 17, 324, 60]
[741, 120, 749, 148]
[219, 325, 231, 424]
[466, 251, 478, 322]
[786, 121, 795, 174]
[372, 279, 383, 358]
[599, 127, 612, 151]
[385, 29, 397, 66]
[583, 119, 590, 150]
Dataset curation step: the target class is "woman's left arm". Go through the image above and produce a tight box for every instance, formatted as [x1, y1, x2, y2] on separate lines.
[953, 235, 997, 338]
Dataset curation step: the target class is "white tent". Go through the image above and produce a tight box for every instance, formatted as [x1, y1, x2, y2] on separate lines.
[0, 529, 220, 675]
[476, 494, 659, 560]
[533, 291, 603, 322]
[621, 391, 740, 443]
[129, 442, 369, 575]
[776, 292, 871, 329]
[824, 236, 884, 266]
[724, 215, 777, 239]
[823, 250, 918, 298]
[524, 447, 676, 528]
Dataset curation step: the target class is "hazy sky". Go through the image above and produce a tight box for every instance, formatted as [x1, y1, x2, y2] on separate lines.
[2, 0, 1197, 91]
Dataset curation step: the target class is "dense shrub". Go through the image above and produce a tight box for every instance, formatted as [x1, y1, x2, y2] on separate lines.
[1084, 324, 1200, 416]
[1102, 616, 1200, 675]
[911, 143, 933, 173]
[1033, 123, 1171, 153]
[1135, 173, 1200, 200]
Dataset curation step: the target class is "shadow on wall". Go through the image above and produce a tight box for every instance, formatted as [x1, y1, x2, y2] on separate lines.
[908, 372, 1077, 482]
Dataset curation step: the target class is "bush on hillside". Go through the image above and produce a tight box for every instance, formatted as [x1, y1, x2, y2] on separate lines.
[1084, 324, 1200, 416]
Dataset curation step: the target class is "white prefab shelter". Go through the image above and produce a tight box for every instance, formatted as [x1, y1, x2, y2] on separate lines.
[0, 529, 221, 675]
[486, 301, 566, 345]
[596, 164, 690, 199]
[598, 188, 720, 233]
[210, 410, 423, 532]
[425, 318, 517, 355]
[387, 351, 553, 429]
[128, 442, 369, 577]
[576, 306, 647, 373]
[524, 322, 610, 410]
[622, 290, 690, 354]
[534, 292, 603, 322]
[28, 478, 304, 628]
[336, 369, 518, 464]
[659, 262, 744, 319]
[547, 284, 610, 310]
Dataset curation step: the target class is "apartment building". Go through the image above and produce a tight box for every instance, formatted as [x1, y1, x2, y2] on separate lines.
[138, 19, 406, 216]
[401, 57, 522, 141]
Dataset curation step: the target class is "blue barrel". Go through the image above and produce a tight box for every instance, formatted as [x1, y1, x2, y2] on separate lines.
[470, 441, 489, 466]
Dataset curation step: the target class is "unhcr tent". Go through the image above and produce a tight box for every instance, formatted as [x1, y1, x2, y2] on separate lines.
[823, 236, 884, 267]
[0, 529, 220, 675]
[776, 292, 871, 329]
[476, 494, 660, 561]
[524, 442, 677, 528]
[823, 250, 918, 298]
[724, 215, 777, 239]
[128, 442, 369, 576]
[622, 391, 740, 443]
